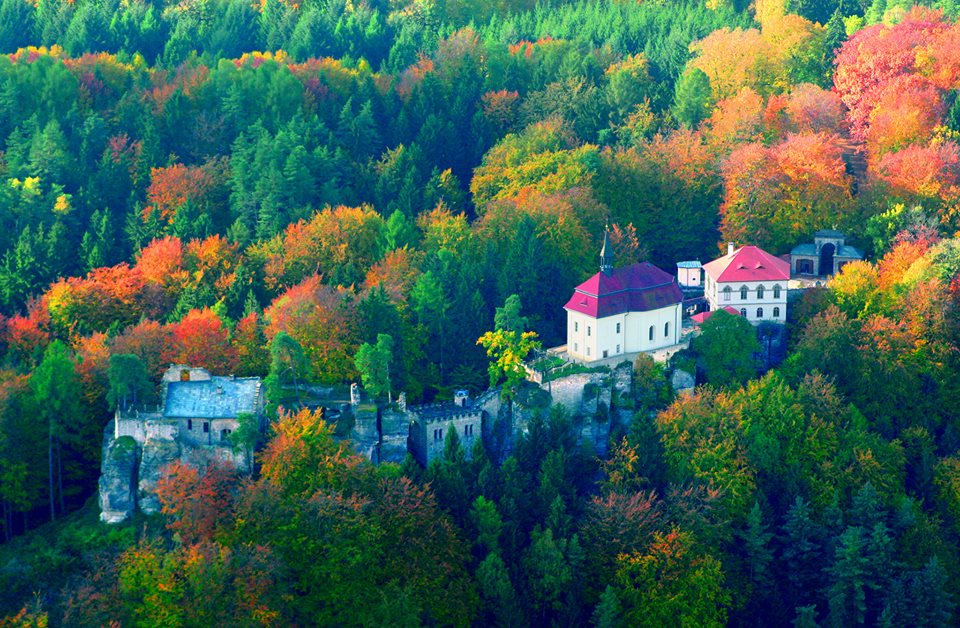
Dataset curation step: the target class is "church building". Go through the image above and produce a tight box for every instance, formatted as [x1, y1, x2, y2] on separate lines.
[564, 234, 683, 362]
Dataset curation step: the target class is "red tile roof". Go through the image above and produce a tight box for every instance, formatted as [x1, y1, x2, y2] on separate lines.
[690, 306, 741, 324]
[564, 262, 683, 319]
[702, 245, 789, 283]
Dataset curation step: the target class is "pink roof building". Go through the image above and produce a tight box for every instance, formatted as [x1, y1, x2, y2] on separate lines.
[703, 244, 789, 324]
[564, 233, 684, 362]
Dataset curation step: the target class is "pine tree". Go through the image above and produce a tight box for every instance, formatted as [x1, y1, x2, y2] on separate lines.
[592, 586, 622, 628]
[827, 526, 869, 627]
[909, 557, 955, 627]
[780, 496, 824, 610]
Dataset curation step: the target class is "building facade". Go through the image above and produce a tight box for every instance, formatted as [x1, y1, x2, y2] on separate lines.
[564, 234, 683, 362]
[703, 244, 789, 324]
[676, 260, 703, 290]
[790, 230, 863, 277]
[114, 365, 265, 450]
[407, 390, 498, 466]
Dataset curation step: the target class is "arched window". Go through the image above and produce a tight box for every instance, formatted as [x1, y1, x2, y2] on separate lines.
[757, 307, 764, 318]
[756, 285, 765, 299]
[740, 286, 748, 300]
[773, 306, 780, 318]
[723, 286, 732, 301]
[648, 325, 654, 341]
[773, 285, 781, 299]
[740, 308, 747, 317]
[664, 322, 670, 337]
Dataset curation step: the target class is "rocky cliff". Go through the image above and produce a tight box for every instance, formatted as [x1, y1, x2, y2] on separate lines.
[136, 438, 182, 515]
[99, 428, 249, 522]
[98, 431, 139, 524]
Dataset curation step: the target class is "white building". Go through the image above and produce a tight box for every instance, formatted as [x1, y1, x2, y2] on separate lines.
[703, 243, 789, 324]
[564, 234, 683, 362]
[676, 260, 703, 290]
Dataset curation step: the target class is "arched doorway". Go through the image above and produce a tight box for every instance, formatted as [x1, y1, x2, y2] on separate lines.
[819, 243, 835, 276]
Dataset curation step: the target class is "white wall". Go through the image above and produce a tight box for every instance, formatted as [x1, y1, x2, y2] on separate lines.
[678, 267, 701, 288]
[567, 310, 602, 361]
[624, 304, 681, 352]
[567, 303, 682, 362]
[706, 279, 787, 323]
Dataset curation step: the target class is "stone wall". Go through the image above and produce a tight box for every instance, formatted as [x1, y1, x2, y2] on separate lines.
[409, 408, 483, 466]
[114, 413, 176, 442]
[546, 372, 610, 415]
[379, 408, 409, 464]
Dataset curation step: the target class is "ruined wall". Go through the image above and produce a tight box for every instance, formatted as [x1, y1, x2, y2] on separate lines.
[379, 408, 408, 464]
[114, 413, 176, 442]
[409, 408, 483, 466]
[546, 372, 610, 415]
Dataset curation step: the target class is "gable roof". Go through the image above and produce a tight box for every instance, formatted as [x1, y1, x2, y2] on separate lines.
[564, 262, 683, 319]
[702, 245, 790, 283]
[690, 306, 741, 324]
[164, 377, 262, 419]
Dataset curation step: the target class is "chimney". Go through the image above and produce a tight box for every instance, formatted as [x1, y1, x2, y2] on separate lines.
[727, 242, 735, 256]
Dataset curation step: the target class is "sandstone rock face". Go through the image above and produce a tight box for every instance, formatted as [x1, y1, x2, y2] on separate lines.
[671, 369, 696, 395]
[98, 432, 139, 524]
[137, 438, 181, 515]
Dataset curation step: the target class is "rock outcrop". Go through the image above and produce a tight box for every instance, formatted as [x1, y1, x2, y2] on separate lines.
[136, 438, 181, 515]
[98, 432, 139, 524]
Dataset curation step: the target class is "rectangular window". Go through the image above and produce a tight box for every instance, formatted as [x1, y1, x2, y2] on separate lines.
[574, 343, 578, 352]
[586, 347, 591, 356]
[587, 326, 591, 337]
[616, 322, 621, 333]
[616, 344, 620, 353]
[203, 422, 209, 433]
[574, 321, 578, 332]
[187, 419, 193, 430]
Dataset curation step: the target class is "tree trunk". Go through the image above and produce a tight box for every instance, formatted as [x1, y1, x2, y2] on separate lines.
[57, 441, 65, 515]
[48, 423, 55, 521]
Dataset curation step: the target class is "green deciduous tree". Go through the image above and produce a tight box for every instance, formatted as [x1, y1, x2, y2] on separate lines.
[263, 331, 308, 416]
[354, 333, 393, 400]
[106, 353, 150, 412]
[694, 310, 760, 387]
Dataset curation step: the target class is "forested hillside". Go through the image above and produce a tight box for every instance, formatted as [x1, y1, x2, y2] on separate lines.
[2, 0, 960, 625]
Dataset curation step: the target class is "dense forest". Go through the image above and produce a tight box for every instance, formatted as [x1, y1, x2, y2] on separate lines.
[2, 0, 960, 624]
